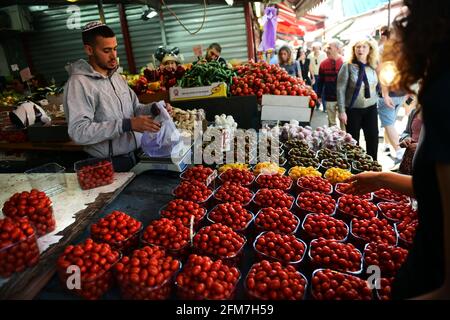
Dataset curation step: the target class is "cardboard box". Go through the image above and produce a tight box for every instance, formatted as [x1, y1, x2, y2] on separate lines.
[261, 95, 311, 122]
[169, 82, 228, 101]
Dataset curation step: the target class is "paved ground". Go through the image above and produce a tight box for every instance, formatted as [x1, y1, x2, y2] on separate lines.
[310, 106, 409, 172]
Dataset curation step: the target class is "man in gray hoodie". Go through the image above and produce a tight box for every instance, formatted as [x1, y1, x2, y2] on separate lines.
[64, 22, 170, 171]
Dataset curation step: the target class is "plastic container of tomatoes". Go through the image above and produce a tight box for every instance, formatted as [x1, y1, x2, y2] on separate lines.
[253, 190, 295, 211]
[296, 177, 333, 195]
[212, 185, 255, 207]
[0, 228, 40, 278]
[74, 157, 115, 190]
[300, 213, 349, 242]
[372, 190, 411, 205]
[217, 170, 255, 188]
[307, 239, 363, 275]
[244, 264, 308, 300]
[377, 202, 416, 225]
[334, 198, 378, 223]
[57, 254, 120, 300]
[158, 203, 207, 231]
[252, 232, 307, 268]
[206, 205, 255, 235]
[193, 236, 247, 268]
[91, 224, 143, 254]
[394, 223, 415, 249]
[333, 183, 373, 202]
[295, 194, 337, 218]
[310, 268, 374, 300]
[349, 220, 398, 250]
[180, 168, 218, 186]
[254, 208, 301, 236]
[171, 186, 215, 208]
[117, 261, 182, 300]
[175, 273, 241, 300]
[254, 173, 294, 192]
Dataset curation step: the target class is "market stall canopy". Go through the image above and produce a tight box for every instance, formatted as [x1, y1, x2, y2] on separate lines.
[285, 0, 327, 18]
[276, 2, 305, 37]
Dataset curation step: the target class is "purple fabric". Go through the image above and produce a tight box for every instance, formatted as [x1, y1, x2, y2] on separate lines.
[258, 7, 277, 52]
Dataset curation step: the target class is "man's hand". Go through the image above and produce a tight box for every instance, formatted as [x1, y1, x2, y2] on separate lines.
[383, 95, 395, 108]
[165, 102, 173, 116]
[311, 77, 316, 85]
[339, 112, 348, 125]
[130, 115, 161, 133]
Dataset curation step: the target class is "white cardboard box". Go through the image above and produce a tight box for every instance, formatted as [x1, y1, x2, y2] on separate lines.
[261, 95, 311, 122]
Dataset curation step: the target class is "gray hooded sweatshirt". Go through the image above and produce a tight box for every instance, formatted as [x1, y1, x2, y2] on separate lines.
[64, 59, 152, 158]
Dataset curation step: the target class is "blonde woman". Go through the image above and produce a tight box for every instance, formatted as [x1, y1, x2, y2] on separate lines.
[336, 37, 380, 159]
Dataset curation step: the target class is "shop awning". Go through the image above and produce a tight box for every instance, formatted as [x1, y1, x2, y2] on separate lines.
[276, 2, 305, 37]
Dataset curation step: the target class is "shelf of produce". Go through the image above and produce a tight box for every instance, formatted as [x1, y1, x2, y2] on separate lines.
[0, 172, 135, 299]
[0, 141, 83, 152]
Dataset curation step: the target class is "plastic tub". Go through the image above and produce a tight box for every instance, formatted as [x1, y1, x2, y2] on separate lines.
[25, 162, 67, 196]
[244, 263, 308, 300]
[159, 203, 207, 230]
[175, 273, 241, 300]
[350, 219, 398, 248]
[335, 197, 378, 222]
[377, 202, 417, 224]
[333, 183, 373, 202]
[253, 190, 295, 210]
[310, 268, 373, 300]
[301, 213, 349, 242]
[253, 231, 307, 267]
[74, 158, 114, 190]
[308, 239, 363, 275]
[172, 184, 214, 207]
[117, 261, 182, 300]
[91, 225, 143, 254]
[296, 176, 333, 195]
[180, 167, 218, 186]
[217, 169, 255, 187]
[254, 208, 300, 235]
[319, 159, 351, 175]
[295, 193, 337, 218]
[372, 190, 411, 205]
[213, 184, 254, 207]
[255, 173, 294, 192]
[0, 228, 40, 278]
[206, 204, 254, 234]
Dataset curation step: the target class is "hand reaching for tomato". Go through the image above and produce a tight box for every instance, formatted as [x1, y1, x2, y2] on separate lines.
[344, 172, 384, 195]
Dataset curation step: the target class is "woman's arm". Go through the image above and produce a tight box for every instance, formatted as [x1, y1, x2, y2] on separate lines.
[345, 171, 414, 197]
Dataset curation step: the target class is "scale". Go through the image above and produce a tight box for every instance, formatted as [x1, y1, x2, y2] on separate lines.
[131, 139, 194, 175]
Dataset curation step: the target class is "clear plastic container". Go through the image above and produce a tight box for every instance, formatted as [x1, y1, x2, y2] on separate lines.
[57, 253, 120, 300]
[74, 158, 114, 190]
[175, 273, 241, 300]
[217, 169, 255, 187]
[244, 263, 308, 300]
[310, 268, 373, 300]
[117, 261, 182, 300]
[180, 167, 218, 186]
[254, 208, 300, 235]
[207, 204, 255, 234]
[295, 193, 337, 218]
[308, 239, 363, 275]
[253, 190, 295, 210]
[287, 157, 320, 170]
[193, 229, 247, 267]
[377, 202, 417, 224]
[394, 222, 416, 249]
[296, 176, 333, 195]
[253, 231, 307, 267]
[172, 184, 214, 206]
[213, 184, 254, 207]
[372, 190, 411, 205]
[91, 224, 143, 254]
[301, 213, 349, 242]
[316, 149, 347, 162]
[0, 229, 40, 278]
[141, 240, 191, 261]
[159, 203, 207, 230]
[335, 197, 378, 222]
[350, 219, 398, 248]
[255, 173, 293, 192]
[25, 162, 67, 196]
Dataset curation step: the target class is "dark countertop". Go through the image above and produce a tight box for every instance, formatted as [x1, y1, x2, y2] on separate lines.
[36, 170, 258, 300]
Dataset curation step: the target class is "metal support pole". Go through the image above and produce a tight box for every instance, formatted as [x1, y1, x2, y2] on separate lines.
[388, 0, 391, 29]
[98, 0, 106, 24]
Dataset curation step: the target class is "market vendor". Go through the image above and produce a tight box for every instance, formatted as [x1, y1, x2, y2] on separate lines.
[197, 43, 227, 65]
[64, 22, 172, 172]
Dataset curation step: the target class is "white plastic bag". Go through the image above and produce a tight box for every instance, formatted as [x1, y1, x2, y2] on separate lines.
[141, 101, 181, 158]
